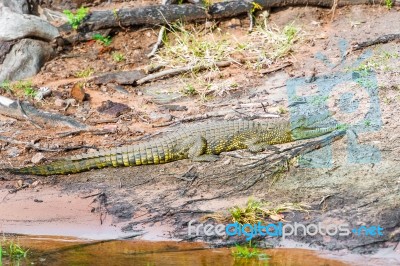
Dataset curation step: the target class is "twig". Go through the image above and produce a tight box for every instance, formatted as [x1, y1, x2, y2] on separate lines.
[160, 110, 234, 127]
[136, 61, 232, 85]
[81, 192, 103, 199]
[90, 118, 119, 125]
[56, 128, 117, 138]
[147, 26, 166, 58]
[259, 61, 292, 74]
[182, 195, 223, 207]
[330, 0, 339, 22]
[248, 11, 254, 32]
[319, 194, 335, 206]
[152, 121, 175, 128]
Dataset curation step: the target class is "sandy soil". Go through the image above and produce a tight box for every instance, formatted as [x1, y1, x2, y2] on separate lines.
[1, 2, 400, 264]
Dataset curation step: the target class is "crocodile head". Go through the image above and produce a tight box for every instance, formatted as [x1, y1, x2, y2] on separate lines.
[291, 123, 347, 140]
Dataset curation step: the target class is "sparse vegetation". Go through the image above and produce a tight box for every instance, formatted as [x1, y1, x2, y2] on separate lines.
[0, 240, 29, 264]
[231, 241, 269, 262]
[250, 2, 263, 15]
[385, 0, 393, 9]
[248, 23, 301, 64]
[93, 34, 112, 46]
[0, 80, 12, 92]
[204, 198, 309, 225]
[352, 49, 399, 73]
[112, 51, 125, 62]
[182, 84, 198, 96]
[63, 7, 89, 30]
[0, 80, 37, 98]
[278, 106, 288, 114]
[153, 21, 301, 98]
[75, 68, 94, 78]
[201, 0, 213, 10]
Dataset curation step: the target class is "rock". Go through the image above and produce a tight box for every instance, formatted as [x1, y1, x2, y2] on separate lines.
[0, 5, 60, 42]
[102, 124, 118, 133]
[160, 104, 188, 111]
[34, 87, 52, 100]
[70, 83, 86, 102]
[149, 112, 172, 123]
[54, 98, 66, 107]
[107, 83, 129, 94]
[6, 147, 20, 157]
[1, 0, 29, 14]
[97, 100, 131, 117]
[0, 40, 17, 64]
[31, 153, 45, 164]
[65, 98, 77, 105]
[118, 124, 130, 134]
[0, 39, 54, 82]
[93, 70, 146, 85]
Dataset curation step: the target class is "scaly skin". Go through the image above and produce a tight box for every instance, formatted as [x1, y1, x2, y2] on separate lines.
[5, 120, 342, 176]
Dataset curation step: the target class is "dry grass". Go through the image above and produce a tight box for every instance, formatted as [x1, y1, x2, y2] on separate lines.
[152, 20, 303, 99]
[203, 198, 309, 225]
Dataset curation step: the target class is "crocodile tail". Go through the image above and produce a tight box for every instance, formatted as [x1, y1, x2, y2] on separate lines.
[5, 143, 176, 176]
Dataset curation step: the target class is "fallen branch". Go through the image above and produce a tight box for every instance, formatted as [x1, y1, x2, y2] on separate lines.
[147, 26, 166, 58]
[136, 61, 232, 85]
[0, 96, 86, 129]
[0, 135, 95, 152]
[353, 33, 400, 50]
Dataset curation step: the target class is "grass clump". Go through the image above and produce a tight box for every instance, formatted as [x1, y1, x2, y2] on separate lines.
[385, 0, 393, 9]
[0, 80, 37, 98]
[152, 21, 302, 99]
[93, 34, 112, 46]
[112, 51, 125, 62]
[75, 68, 94, 78]
[205, 198, 309, 225]
[154, 21, 301, 69]
[231, 241, 269, 261]
[63, 7, 89, 30]
[155, 22, 233, 70]
[0, 80, 12, 92]
[0, 240, 29, 264]
[352, 49, 399, 73]
[247, 22, 301, 66]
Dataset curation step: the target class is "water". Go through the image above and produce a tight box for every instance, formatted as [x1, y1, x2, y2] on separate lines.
[1, 235, 349, 266]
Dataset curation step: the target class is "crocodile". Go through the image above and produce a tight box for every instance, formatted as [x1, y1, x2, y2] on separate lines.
[5, 119, 344, 176]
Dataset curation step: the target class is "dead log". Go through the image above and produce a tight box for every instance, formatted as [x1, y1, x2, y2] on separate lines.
[0, 95, 87, 129]
[353, 33, 400, 50]
[60, 0, 392, 32]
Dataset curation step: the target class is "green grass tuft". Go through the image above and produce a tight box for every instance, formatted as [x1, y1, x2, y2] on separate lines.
[93, 34, 112, 46]
[63, 7, 89, 30]
[231, 241, 269, 261]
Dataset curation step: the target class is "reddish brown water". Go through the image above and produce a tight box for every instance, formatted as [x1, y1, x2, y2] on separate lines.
[1, 235, 349, 266]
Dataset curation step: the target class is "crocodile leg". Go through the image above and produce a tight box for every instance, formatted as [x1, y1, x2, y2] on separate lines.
[187, 136, 220, 162]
